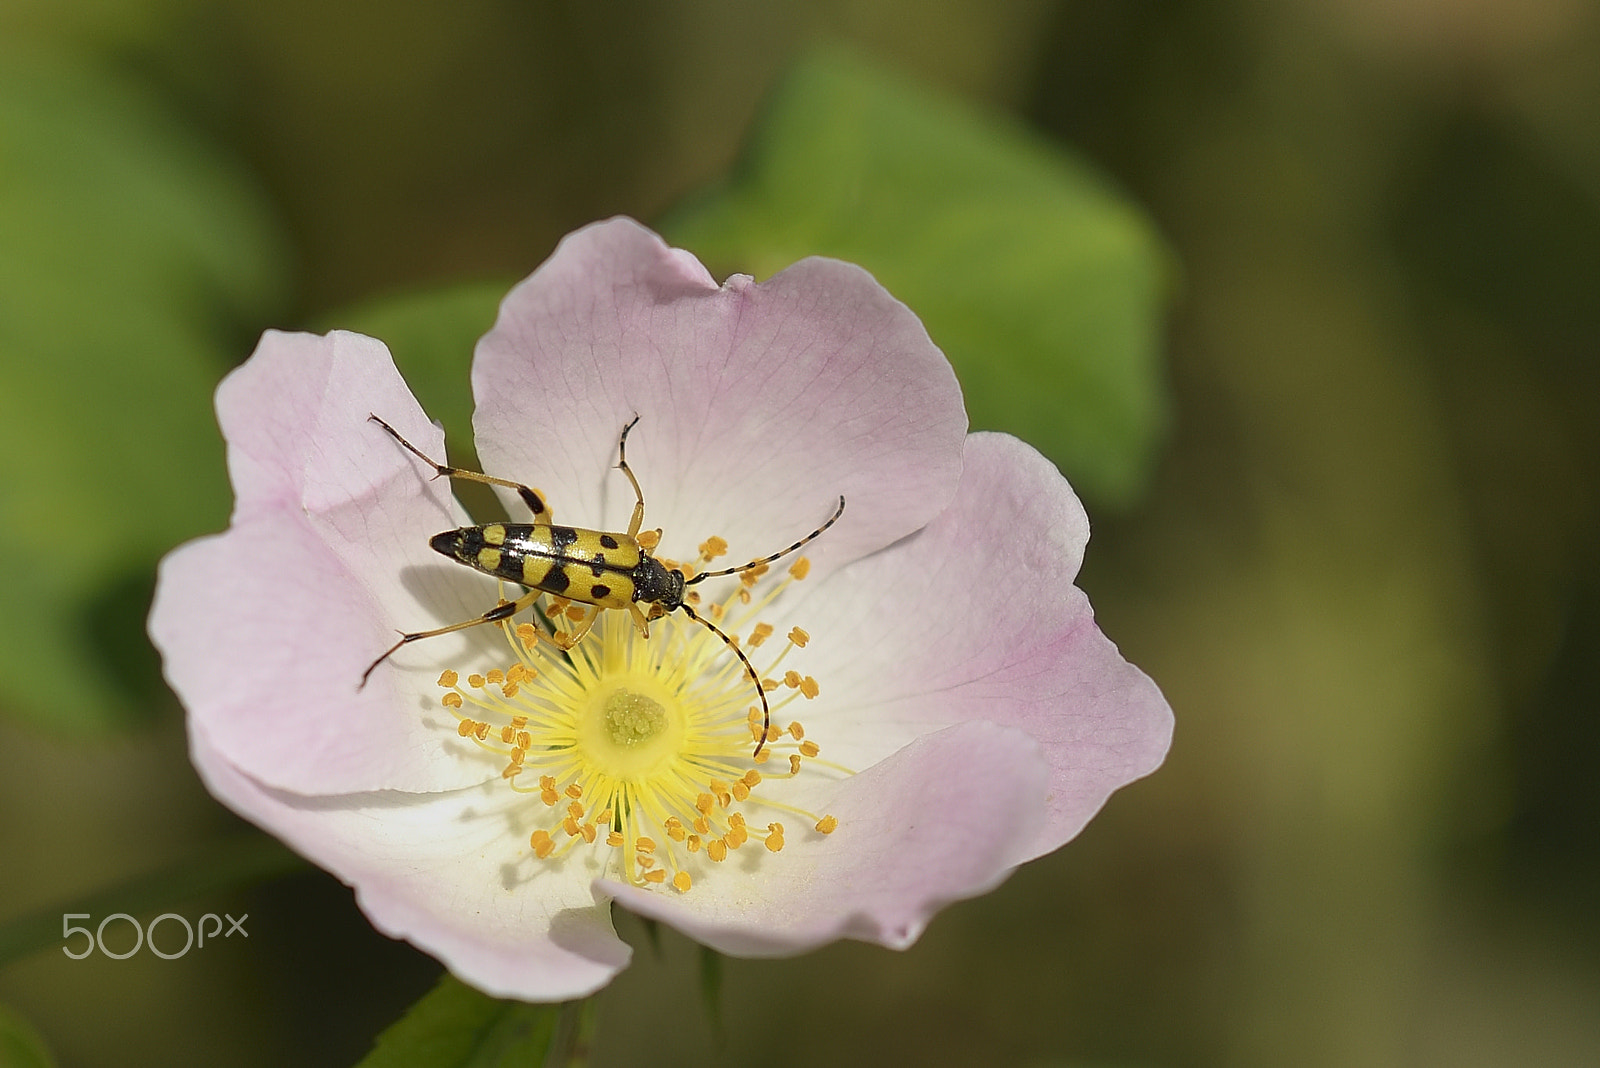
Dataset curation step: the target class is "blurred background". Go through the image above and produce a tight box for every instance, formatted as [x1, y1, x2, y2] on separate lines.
[1, 1, 1597, 1065]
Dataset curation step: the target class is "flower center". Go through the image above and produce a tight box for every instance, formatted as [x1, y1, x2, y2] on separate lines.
[436, 551, 839, 893]
[602, 689, 667, 747]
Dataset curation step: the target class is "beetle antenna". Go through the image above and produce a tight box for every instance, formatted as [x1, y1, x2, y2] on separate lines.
[686, 496, 845, 585]
[679, 602, 771, 757]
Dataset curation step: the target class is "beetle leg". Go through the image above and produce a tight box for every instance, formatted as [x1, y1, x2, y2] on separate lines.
[615, 416, 647, 538]
[370, 414, 551, 522]
[360, 586, 543, 688]
[554, 604, 601, 650]
[627, 602, 652, 639]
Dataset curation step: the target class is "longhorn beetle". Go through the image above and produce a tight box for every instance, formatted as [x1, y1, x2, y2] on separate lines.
[361, 414, 845, 757]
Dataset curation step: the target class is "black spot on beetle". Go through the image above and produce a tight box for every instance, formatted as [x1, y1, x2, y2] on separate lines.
[590, 583, 612, 601]
[550, 526, 578, 548]
[542, 566, 571, 594]
[599, 534, 619, 550]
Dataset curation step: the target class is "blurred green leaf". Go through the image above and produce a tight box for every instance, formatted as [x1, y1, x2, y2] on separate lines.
[0, 1003, 56, 1068]
[662, 47, 1172, 508]
[0, 50, 288, 733]
[357, 975, 588, 1068]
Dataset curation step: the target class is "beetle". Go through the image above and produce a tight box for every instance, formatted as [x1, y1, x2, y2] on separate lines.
[360, 414, 844, 756]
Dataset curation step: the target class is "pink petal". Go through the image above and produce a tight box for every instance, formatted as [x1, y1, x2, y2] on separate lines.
[470, 217, 966, 578]
[189, 721, 631, 1001]
[150, 330, 507, 794]
[601, 720, 1048, 954]
[806, 432, 1173, 859]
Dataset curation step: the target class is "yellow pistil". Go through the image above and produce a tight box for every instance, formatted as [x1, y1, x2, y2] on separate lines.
[432, 548, 842, 892]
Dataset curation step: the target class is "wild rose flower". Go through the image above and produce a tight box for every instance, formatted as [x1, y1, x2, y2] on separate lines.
[148, 218, 1172, 1000]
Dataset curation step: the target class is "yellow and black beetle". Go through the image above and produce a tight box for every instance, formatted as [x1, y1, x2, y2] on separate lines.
[361, 414, 844, 756]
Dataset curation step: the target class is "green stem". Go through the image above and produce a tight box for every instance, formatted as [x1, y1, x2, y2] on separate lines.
[0, 831, 303, 967]
[544, 998, 594, 1068]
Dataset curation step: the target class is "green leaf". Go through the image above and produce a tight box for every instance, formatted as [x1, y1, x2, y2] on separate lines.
[662, 47, 1172, 508]
[357, 975, 590, 1068]
[0, 50, 288, 733]
[0, 1004, 56, 1068]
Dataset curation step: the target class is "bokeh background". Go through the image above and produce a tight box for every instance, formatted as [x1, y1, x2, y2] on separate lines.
[2, 1, 1597, 1065]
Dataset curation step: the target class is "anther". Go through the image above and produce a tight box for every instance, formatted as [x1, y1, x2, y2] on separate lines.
[437, 670, 459, 687]
[816, 815, 838, 834]
[673, 872, 692, 892]
[788, 626, 810, 647]
[789, 558, 811, 581]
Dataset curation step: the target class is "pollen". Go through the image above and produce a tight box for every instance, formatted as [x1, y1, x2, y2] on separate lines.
[426, 526, 844, 895]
